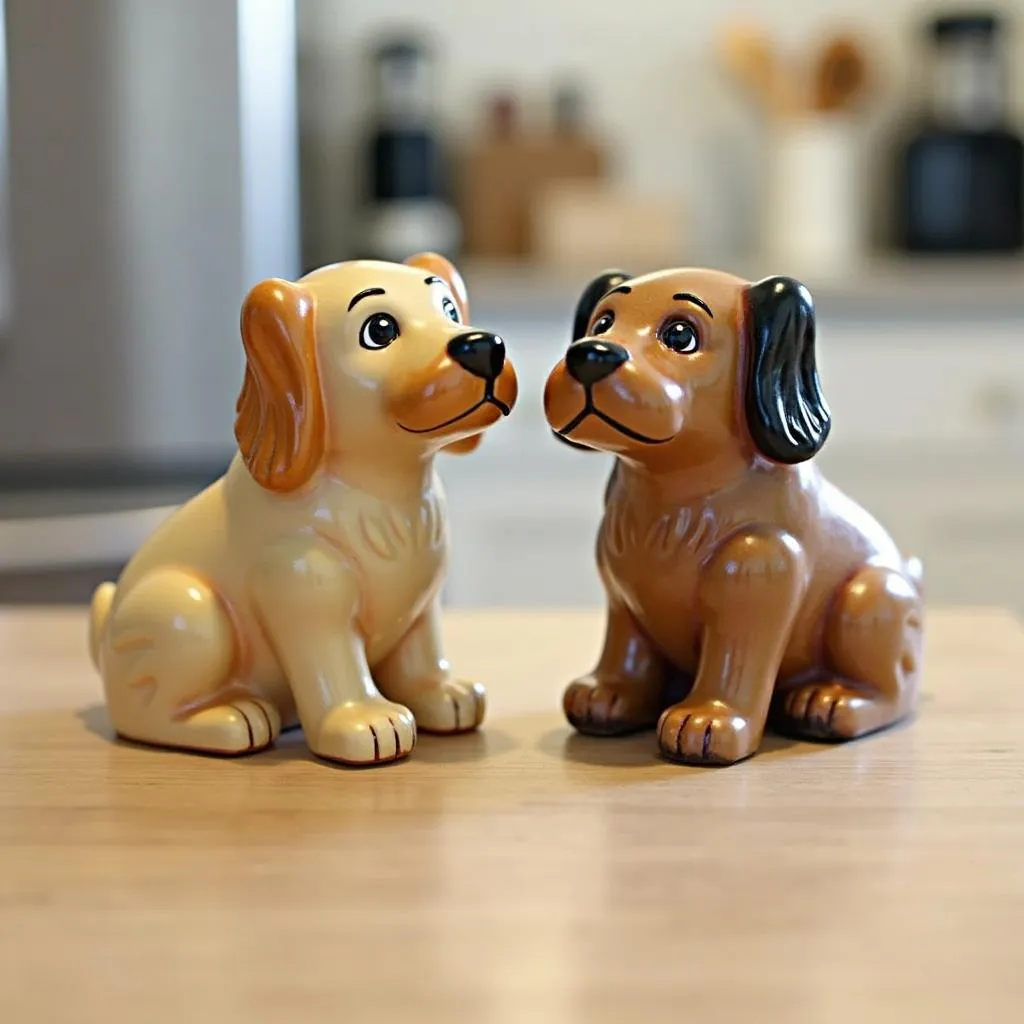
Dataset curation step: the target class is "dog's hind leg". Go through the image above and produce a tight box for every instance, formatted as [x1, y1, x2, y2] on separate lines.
[99, 567, 279, 755]
[772, 566, 923, 741]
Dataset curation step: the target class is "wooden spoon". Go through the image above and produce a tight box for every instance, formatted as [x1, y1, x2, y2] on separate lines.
[717, 21, 797, 119]
[814, 36, 869, 113]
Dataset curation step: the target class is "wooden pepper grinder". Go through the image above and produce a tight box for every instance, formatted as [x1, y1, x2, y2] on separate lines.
[461, 84, 607, 261]
[543, 83, 606, 181]
[460, 94, 532, 259]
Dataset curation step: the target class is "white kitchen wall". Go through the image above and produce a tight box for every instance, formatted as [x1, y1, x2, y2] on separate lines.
[297, 0, 1024, 266]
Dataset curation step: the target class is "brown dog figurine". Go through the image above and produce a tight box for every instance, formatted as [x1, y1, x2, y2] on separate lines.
[544, 267, 922, 766]
[90, 253, 517, 766]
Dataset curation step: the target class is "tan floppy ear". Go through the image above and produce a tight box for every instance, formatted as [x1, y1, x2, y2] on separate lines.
[234, 279, 325, 493]
[442, 434, 484, 456]
[404, 251, 470, 323]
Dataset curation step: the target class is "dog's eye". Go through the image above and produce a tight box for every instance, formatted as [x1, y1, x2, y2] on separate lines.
[441, 297, 460, 324]
[360, 313, 401, 350]
[591, 311, 614, 335]
[659, 320, 700, 354]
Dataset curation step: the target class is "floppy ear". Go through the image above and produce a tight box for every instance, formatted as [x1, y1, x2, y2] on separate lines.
[743, 276, 831, 464]
[234, 279, 325, 492]
[572, 269, 631, 341]
[405, 251, 470, 323]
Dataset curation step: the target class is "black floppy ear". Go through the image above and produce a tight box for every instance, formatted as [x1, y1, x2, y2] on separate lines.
[744, 276, 831, 464]
[572, 269, 631, 341]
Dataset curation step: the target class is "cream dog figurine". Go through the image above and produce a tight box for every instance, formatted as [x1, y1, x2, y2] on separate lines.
[89, 253, 518, 766]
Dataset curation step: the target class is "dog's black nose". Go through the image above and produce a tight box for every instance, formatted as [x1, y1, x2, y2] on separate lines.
[565, 340, 628, 386]
[447, 331, 505, 380]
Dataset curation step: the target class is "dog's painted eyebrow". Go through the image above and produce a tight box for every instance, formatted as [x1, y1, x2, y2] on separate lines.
[424, 275, 443, 285]
[604, 285, 632, 298]
[672, 292, 714, 318]
[347, 287, 385, 311]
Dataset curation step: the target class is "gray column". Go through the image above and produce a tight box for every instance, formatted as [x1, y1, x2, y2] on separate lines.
[0, 0, 299, 469]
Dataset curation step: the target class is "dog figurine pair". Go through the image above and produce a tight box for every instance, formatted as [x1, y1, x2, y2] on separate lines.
[89, 254, 923, 768]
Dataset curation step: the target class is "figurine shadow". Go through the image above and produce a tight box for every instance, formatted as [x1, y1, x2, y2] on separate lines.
[410, 728, 519, 763]
[255, 724, 520, 768]
[78, 703, 115, 742]
[538, 724, 828, 769]
[77, 702, 517, 768]
[539, 685, 933, 768]
[79, 700, 922, 771]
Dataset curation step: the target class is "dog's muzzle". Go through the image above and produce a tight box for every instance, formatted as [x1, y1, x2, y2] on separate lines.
[553, 340, 674, 446]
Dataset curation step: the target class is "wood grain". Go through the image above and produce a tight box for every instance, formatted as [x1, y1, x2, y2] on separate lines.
[1, 606, 1023, 1022]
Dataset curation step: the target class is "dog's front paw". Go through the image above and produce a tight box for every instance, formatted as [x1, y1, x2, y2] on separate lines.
[657, 701, 757, 765]
[312, 700, 416, 765]
[564, 676, 663, 736]
[397, 678, 485, 734]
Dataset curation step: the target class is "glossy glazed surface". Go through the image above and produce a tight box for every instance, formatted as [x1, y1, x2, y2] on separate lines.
[545, 267, 923, 765]
[89, 254, 518, 766]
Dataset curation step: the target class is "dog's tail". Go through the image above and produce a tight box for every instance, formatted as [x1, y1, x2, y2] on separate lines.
[904, 555, 924, 598]
[88, 582, 116, 670]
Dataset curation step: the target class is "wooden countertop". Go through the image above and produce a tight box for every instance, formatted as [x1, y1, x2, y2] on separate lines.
[2, 606, 1023, 1022]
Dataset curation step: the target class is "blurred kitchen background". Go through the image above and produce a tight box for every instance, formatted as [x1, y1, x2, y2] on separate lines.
[0, 0, 1022, 610]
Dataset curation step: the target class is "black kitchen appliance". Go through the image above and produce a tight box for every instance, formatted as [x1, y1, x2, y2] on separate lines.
[895, 12, 1024, 253]
[361, 37, 460, 261]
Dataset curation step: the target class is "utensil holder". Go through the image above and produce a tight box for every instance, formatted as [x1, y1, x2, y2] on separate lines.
[762, 115, 864, 276]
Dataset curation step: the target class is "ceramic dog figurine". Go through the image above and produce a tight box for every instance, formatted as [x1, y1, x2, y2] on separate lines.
[544, 267, 923, 766]
[89, 253, 517, 766]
